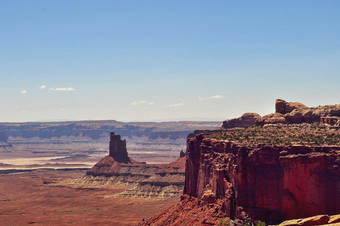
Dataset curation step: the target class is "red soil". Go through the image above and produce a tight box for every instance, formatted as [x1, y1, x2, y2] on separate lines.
[0, 170, 179, 225]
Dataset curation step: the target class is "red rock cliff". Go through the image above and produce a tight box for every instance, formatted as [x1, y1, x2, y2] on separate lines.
[183, 135, 340, 223]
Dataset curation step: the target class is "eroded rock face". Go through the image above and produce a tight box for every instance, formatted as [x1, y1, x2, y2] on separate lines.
[185, 136, 340, 223]
[257, 99, 340, 126]
[141, 100, 340, 225]
[275, 99, 308, 114]
[143, 134, 340, 224]
[86, 132, 186, 199]
[108, 132, 130, 163]
[86, 155, 186, 199]
[222, 113, 261, 129]
[321, 116, 340, 127]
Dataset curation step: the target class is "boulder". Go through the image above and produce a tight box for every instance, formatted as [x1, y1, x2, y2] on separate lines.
[275, 99, 308, 114]
[222, 112, 261, 129]
[257, 99, 340, 126]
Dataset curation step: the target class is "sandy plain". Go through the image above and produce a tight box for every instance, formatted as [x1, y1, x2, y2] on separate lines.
[0, 169, 179, 225]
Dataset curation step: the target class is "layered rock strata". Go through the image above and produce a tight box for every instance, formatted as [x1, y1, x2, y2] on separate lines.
[86, 132, 185, 199]
[185, 135, 340, 222]
[141, 100, 340, 225]
[142, 133, 340, 224]
[0, 131, 11, 150]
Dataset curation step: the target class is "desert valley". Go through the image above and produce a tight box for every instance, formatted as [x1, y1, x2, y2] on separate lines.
[0, 121, 220, 225]
[1, 99, 339, 225]
[1, 1, 339, 225]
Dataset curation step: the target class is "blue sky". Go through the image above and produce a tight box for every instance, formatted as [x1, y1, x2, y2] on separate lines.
[1, 1, 339, 122]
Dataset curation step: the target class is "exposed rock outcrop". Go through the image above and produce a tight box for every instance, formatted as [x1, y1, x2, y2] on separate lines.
[108, 132, 130, 163]
[184, 136, 340, 223]
[279, 214, 340, 226]
[141, 100, 340, 225]
[222, 113, 261, 129]
[256, 99, 340, 126]
[85, 132, 185, 199]
[275, 99, 308, 114]
[142, 134, 340, 224]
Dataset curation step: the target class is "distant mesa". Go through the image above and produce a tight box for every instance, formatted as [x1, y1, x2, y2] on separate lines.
[0, 131, 11, 150]
[0, 121, 221, 142]
[0, 131, 8, 143]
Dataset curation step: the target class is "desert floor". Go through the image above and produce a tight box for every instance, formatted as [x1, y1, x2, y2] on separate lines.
[0, 169, 179, 225]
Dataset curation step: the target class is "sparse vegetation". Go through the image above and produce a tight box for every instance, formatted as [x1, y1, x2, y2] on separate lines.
[209, 124, 340, 146]
[256, 220, 266, 226]
[218, 217, 232, 226]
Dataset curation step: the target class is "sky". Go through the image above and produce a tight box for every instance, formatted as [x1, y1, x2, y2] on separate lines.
[0, 1, 339, 122]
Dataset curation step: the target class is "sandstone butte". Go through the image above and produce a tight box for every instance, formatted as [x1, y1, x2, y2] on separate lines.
[140, 99, 340, 225]
[86, 132, 186, 199]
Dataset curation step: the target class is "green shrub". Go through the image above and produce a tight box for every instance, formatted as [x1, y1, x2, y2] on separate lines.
[256, 220, 266, 226]
[218, 217, 231, 226]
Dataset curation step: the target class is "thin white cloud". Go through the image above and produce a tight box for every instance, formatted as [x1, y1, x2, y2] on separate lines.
[40, 85, 47, 89]
[198, 95, 224, 101]
[164, 103, 184, 108]
[21, 110, 28, 113]
[49, 87, 75, 91]
[130, 100, 154, 106]
[20, 90, 27, 94]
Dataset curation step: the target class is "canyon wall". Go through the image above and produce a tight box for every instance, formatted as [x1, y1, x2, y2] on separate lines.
[183, 135, 340, 223]
[142, 134, 339, 225]
[0, 121, 220, 141]
[141, 100, 340, 225]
